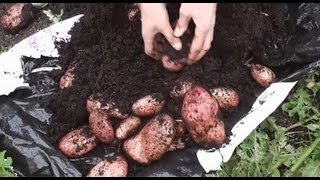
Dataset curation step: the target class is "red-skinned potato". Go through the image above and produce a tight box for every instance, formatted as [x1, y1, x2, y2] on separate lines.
[87, 156, 128, 177]
[58, 125, 98, 158]
[169, 78, 194, 101]
[102, 102, 129, 120]
[181, 86, 226, 148]
[209, 87, 240, 110]
[250, 64, 276, 88]
[169, 120, 187, 151]
[132, 93, 165, 117]
[123, 113, 175, 165]
[86, 94, 128, 119]
[116, 116, 141, 140]
[86, 94, 103, 114]
[89, 111, 114, 144]
[0, 3, 35, 34]
[59, 65, 76, 89]
[161, 55, 185, 72]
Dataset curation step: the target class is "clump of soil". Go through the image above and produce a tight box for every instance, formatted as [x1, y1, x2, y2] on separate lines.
[47, 3, 293, 175]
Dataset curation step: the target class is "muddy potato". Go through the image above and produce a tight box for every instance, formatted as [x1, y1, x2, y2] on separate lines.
[123, 113, 175, 164]
[169, 120, 187, 151]
[169, 79, 194, 100]
[87, 156, 128, 177]
[161, 56, 185, 72]
[89, 111, 114, 144]
[250, 64, 276, 88]
[103, 102, 129, 120]
[132, 93, 165, 117]
[116, 116, 141, 140]
[0, 3, 35, 34]
[86, 94, 103, 114]
[86, 94, 128, 119]
[181, 86, 225, 148]
[58, 125, 98, 158]
[209, 87, 240, 110]
[59, 65, 76, 89]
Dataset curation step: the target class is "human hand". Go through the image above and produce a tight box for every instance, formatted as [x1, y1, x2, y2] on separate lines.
[138, 3, 182, 60]
[174, 3, 217, 65]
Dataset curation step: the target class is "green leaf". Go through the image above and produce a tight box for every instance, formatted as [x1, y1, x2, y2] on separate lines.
[0, 151, 14, 177]
[300, 159, 320, 177]
[271, 168, 281, 177]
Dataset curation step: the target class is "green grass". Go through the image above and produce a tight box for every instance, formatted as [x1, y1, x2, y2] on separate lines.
[211, 72, 320, 177]
[0, 151, 15, 177]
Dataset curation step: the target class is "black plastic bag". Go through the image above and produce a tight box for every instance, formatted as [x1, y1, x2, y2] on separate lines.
[1, 3, 320, 177]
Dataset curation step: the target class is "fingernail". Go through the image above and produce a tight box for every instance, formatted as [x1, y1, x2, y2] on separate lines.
[173, 41, 182, 51]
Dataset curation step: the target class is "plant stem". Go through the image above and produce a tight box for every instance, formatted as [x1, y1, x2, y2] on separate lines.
[289, 136, 320, 174]
[285, 115, 316, 131]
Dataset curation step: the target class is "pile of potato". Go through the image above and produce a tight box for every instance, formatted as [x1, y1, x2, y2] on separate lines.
[58, 56, 276, 177]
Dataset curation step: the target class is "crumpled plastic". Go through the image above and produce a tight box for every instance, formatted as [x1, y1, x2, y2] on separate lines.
[1, 3, 320, 177]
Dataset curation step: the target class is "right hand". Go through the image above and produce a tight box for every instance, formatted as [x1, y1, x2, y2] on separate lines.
[138, 3, 182, 60]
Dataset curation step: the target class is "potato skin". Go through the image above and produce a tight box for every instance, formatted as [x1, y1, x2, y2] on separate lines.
[86, 94, 103, 114]
[86, 94, 128, 119]
[89, 111, 114, 144]
[116, 116, 141, 140]
[87, 156, 128, 177]
[161, 55, 184, 72]
[168, 120, 187, 151]
[181, 86, 225, 148]
[132, 93, 165, 117]
[59, 65, 76, 89]
[58, 125, 98, 158]
[209, 87, 240, 110]
[169, 79, 194, 101]
[250, 64, 276, 88]
[0, 3, 35, 34]
[123, 113, 175, 164]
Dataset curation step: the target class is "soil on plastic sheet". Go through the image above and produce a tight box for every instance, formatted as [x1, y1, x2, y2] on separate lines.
[41, 3, 293, 176]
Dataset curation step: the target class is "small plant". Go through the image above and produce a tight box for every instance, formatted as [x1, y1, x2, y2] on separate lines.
[42, 9, 64, 24]
[0, 150, 15, 177]
[212, 72, 320, 177]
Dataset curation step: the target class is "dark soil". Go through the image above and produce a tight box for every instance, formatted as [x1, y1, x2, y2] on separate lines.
[0, 3, 298, 177]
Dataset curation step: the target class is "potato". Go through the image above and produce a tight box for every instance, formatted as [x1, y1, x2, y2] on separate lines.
[59, 65, 76, 89]
[169, 78, 194, 100]
[116, 116, 141, 140]
[86, 94, 103, 114]
[123, 113, 175, 164]
[132, 93, 165, 117]
[181, 86, 225, 148]
[58, 125, 98, 158]
[86, 94, 128, 119]
[250, 64, 276, 88]
[103, 102, 129, 120]
[209, 87, 240, 110]
[87, 156, 128, 177]
[0, 3, 35, 34]
[168, 120, 187, 151]
[161, 55, 185, 72]
[89, 111, 114, 144]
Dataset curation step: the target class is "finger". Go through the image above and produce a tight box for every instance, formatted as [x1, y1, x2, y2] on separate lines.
[174, 12, 191, 37]
[187, 26, 209, 64]
[195, 28, 214, 61]
[142, 27, 159, 59]
[160, 23, 182, 51]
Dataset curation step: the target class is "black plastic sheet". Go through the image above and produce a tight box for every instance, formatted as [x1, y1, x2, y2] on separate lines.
[1, 3, 320, 177]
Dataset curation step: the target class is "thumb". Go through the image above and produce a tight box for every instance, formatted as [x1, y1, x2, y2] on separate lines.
[173, 13, 191, 37]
